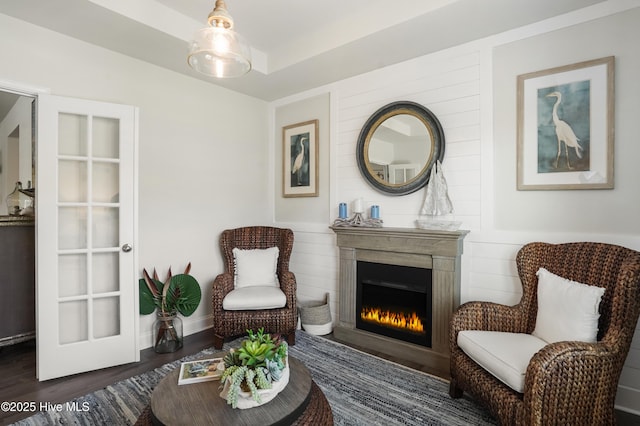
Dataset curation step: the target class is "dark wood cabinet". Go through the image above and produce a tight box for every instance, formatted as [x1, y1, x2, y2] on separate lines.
[0, 217, 35, 346]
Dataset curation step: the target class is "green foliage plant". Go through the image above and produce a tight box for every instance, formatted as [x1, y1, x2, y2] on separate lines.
[220, 328, 289, 408]
[139, 263, 202, 349]
[139, 263, 202, 317]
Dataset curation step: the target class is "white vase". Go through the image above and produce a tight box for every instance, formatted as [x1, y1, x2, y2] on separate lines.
[220, 364, 290, 409]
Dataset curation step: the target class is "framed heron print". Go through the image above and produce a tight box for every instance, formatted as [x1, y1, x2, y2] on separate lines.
[517, 56, 614, 190]
[283, 119, 319, 197]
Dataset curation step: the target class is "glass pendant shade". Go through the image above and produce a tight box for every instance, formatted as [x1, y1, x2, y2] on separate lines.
[188, 26, 251, 78]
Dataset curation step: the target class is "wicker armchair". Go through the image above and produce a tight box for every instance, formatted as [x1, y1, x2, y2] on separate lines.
[449, 242, 640, 425]
[212, 226, 297, 349]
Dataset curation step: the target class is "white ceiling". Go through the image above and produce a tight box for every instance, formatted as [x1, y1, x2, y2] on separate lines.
[0, 0, 601, 101]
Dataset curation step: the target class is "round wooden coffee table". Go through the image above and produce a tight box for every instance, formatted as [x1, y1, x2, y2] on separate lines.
[144, 355, 332, 426]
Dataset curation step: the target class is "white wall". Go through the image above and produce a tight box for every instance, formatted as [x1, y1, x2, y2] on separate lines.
[271, 2, 640, 414]
[0, 96, 32, 215]
[0, 14, 270, 349]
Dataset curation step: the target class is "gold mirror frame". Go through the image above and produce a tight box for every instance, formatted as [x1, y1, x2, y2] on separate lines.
[356, 101, 445, 196]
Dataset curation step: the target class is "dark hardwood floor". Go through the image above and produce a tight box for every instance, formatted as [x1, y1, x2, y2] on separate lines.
[1, 329, 639, 425]
[0, 329, 216, 424]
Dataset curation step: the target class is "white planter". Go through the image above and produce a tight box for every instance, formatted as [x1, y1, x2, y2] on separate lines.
[220, 364, 290, 409]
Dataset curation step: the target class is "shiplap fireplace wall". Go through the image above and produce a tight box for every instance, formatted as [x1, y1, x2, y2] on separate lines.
[331, 226, 468, 376]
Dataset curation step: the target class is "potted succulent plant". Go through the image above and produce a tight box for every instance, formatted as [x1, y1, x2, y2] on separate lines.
[219, 328, 289, 409]
[139, 263, 202, 353]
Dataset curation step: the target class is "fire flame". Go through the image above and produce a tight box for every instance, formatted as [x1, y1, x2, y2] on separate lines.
[360, 307, 425, 333]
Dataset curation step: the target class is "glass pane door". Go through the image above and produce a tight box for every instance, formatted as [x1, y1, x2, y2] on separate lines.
[37, 94, 137, 380]
[57, 113, 122, 344]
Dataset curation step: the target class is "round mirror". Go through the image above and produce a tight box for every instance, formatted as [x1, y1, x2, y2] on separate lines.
[356, 101, 445, 195]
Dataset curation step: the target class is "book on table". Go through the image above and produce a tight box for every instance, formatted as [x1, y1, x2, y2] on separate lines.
[178, 358, 224, 385]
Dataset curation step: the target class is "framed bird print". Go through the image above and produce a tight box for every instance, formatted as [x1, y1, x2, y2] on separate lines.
[282, 119, 319, 197]
[517, 56, 614, 190]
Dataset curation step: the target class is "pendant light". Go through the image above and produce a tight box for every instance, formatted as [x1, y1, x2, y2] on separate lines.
[187, 0, 251, 78]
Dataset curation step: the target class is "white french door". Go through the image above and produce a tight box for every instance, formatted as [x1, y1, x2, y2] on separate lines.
[36, 94, 138, 380]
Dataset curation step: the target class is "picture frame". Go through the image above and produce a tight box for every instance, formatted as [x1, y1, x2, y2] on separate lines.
[178, 358, 223, 385]
[517, 56, 614, 190]
[283, 119, 319, 197]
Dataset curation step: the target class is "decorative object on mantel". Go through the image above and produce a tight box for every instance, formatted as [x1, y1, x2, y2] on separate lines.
[6, 181, 34, 216]
[333, 198, 383, 228]
[370, 204, 380, 219]
[139, 263, 202, 353]
[353, 197, 363, 213]
[187, 0, 252, 78]
[338, 202, 347, 219]
[416, 161, 461, 231]
[219, 328, 289, 409]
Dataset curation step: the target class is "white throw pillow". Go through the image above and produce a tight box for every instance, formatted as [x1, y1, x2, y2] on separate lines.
[532, 267, 605, 344]
[232, 247, 279, 288]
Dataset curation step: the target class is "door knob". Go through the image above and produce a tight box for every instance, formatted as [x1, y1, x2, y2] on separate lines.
[122, 243, 132, 252]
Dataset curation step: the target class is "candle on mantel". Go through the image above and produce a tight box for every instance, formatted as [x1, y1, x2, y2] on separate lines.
[352, 198, 364, 213]
[338, 203, 347, 219]
[370, 205, 380, 219]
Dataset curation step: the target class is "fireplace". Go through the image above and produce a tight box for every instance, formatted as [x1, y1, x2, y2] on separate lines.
[331, 226, 467, 377]
[356, 261, 432, 347]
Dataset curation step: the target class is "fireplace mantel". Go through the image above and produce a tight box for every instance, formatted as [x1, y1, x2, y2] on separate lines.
[330, 226, 468, 377]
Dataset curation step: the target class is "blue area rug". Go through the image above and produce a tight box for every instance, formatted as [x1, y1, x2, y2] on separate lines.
[14, 331, 495, 425]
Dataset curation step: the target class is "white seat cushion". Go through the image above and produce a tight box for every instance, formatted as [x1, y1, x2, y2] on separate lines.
[533, 267, 604, 344]
[222, 286, 287, 311]
[457, 330, 547, 393]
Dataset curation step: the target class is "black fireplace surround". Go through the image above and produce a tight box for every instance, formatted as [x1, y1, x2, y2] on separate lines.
[356, 261, 432, 347]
